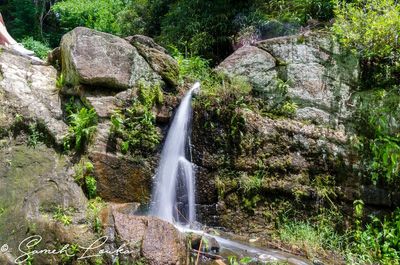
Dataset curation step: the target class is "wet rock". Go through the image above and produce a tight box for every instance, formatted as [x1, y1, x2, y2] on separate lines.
[190, 235, 220, 253]
[60, 27, 163, 90]
[129, 35, 179, 88]
[0, 48, 68, 145]
[107, 206, 187, 265]
[90, 150, 154, 203]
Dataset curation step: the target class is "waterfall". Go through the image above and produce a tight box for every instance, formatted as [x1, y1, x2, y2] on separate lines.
[150, 82, 200, 224]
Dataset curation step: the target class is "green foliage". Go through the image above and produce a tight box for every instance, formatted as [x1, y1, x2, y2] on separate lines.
[277, 214, 344, 259]
[353, 90, 400, 185]
[74, 159, 97, 199]
[348, 208, 400, 265]
[254, 0, 334, 24]
[5, 0, 39, 40]
[52, 206, 73, 226]
[52, 0, 125, 35]
[110, 82, 162, 156]
[258, 78, 298, 118]
[64, 106, 98, 152]
[20, 37, 51, 59]
[333, 0, 400, 88]
[333, 0, 400, 59]
[87, 197, 105, 233]
[172, 48, 211, 83]
[56, 74, 65, 90]
[27, 122, 44, 147]
[159, 0, 249, 61]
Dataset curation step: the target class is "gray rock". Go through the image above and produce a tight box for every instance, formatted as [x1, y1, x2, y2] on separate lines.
[0, 48, 68, 144]
[218, 32, 359, 125]
[129, 35, 179, 88]
[110, 209, 187, 265]
[60, 27, 163, 90]
[0, 142, 97, 265]
[217, 45, 277, 92]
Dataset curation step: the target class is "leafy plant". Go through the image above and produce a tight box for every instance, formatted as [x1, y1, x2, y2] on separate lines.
[64, 107, 98, 151]
[55, 73, 65, 90]
[333, 0, 400, 88]
[87, 197, 105, 234]
[53, 206, 73, 226]
[110, 82, 162, 156]
[348, 208, 400, 264]
[27, 122, 44, 147]
[52, 0, 125, 35]
[74, 159, 97, 199]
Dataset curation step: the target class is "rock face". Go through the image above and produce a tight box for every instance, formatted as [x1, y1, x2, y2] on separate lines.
[129, 35, 180, 88]
[102, 204, 187, 265]
[0, 48, 68, 144]
[0, 141, 97, 264]
[217, 45, 277, 92]
[60, 27, 163, 90]
[218, 32, 359, 125]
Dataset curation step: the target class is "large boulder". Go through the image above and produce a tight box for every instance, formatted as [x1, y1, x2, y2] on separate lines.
[60, 27, 163, 90]
[0, 48, 68, 144]
[101, 204, 187, 265]
[218, 32, 359, 125]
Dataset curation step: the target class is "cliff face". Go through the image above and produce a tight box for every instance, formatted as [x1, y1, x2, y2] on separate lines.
[193, 32, 399, 236]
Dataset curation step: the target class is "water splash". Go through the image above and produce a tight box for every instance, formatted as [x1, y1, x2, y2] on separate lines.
[150, 82, 200, 224]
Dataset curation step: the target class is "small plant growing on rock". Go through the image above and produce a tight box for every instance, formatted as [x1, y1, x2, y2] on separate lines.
[55, 73, 65, 92]
[87, 197, 105, 234]
[74, 159, 97, 199]
[27, 122, 44, 147]
[53, 206, 73, 226]
[64, 107, 98, 152]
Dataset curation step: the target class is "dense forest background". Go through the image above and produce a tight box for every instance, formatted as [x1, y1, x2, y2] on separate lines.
[0, 0, 335, 62]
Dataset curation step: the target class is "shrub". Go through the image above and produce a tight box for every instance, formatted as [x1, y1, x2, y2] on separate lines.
[348, 204, 400, 264]
[353, 90, 400, 185]
[254, 0, 334, 25]
[333, 0, 400, 88]
[333, 0, 400, 59]
[52, 0, 125, 35]
[21, 37, 50, 59]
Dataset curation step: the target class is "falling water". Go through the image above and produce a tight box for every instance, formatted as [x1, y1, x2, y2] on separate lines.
[150, 82, 200, 224]
[149, 82, 311, 264]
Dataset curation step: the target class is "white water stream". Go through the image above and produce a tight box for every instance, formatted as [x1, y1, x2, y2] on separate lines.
[150, 82, 199, 224]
